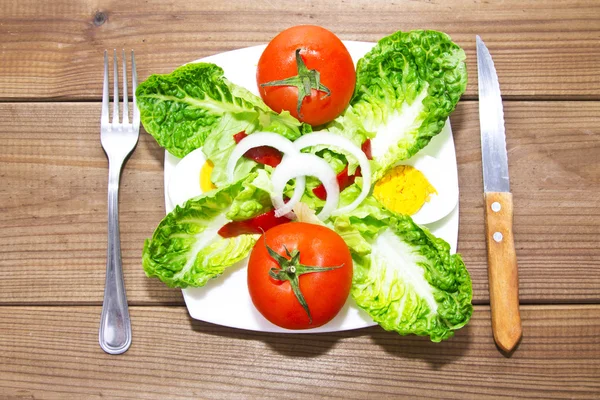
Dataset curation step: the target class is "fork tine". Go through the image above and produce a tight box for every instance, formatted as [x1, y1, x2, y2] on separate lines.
[112, 49, 119, 125]
[122, 49, 129, 125]
[131, 50, 140, 128]
[101, 50, 109, 125]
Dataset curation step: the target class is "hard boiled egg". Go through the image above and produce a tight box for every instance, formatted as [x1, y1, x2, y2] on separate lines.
[374, 155, 458, 225]
[168, 148, 216, 208]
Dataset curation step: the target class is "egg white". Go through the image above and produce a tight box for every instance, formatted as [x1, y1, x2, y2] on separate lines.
[168, 148, 206, 208]
[396, 155, 458, 225]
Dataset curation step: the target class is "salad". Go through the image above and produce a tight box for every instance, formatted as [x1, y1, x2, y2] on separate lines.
[138, 28, 472, 342]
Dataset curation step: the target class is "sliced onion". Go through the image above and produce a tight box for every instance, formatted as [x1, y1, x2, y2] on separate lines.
[292, 201, 326, 226]
[270, 154, 307, 219]
[271, 153, 339, 220]
[225, 132, 306, 219]
[292, 133, 372, 216]
[226, 132, 298, 182]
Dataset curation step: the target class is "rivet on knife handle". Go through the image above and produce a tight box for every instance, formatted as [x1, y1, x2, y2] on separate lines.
[484, 192, 522, 352]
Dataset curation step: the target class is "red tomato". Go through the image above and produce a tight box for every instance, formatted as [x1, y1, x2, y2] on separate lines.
[256, 25, 356, 126]
[247, 222, 353, 329]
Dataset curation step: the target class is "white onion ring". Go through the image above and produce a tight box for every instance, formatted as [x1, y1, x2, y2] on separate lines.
[226, 132, 298, 181]
[272, 153, 306, 218]
[271, 153, 339, 220]
[225, 132, 306, 218]
[292, 133, 372, 216]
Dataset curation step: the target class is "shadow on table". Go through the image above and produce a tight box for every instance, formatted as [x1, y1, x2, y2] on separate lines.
[139, 127, 165, 166]
[369, 323, 473, 369]
[186, 314, 471, 366]
[186, 314, 348, 357]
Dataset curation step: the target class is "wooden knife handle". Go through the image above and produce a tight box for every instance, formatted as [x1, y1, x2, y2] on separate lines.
[484, 192, 522, 352]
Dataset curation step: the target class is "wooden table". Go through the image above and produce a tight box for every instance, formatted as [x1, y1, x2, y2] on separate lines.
[1, 1, 599, 398]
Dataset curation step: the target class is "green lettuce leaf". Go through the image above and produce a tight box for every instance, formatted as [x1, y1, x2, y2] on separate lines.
[142, 176, 265, 288]
[136, 62, 309, 159]
[337, 30, 467, 179]
[200, 112, 257, 187]
[333, 192, 473, 342]
[226, 169, 274, 221]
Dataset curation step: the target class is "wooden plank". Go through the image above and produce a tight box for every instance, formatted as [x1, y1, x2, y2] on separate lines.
[0, 102, 600, 304]
[0, 305, 598, 399]
[0, 102, 177, 304]
[454, 101, 600, 302]
[1, 101, 599, 304]
[0, 0, 599, 100]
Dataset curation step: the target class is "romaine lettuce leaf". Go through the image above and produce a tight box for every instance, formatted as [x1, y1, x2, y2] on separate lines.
[337, 30, 467, 179]
[226, 169, 274, 221]
[333, 191, 473, 341]
[136, 62, 309, 159]
[142, 175, 268, 288]
[200, 113, 257, 187]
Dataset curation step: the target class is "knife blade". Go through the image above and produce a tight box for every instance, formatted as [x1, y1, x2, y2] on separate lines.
[476, 35, 522, 353]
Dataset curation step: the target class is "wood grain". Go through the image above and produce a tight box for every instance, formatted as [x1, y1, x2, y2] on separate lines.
[454, 100, 600, 303]
[484, 192, 522, 352]
[1, 101, 599, 305]
[0, 305, 598, 399]
[0, 0, 599, 100]
[1, 1, 598, 396]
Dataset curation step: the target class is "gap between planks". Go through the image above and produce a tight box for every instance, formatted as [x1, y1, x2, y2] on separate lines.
[2, 96, 600, 103]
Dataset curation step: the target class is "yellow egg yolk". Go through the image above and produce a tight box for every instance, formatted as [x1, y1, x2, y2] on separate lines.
[373, 165, 437, 216]
[199, 160, 217, 192]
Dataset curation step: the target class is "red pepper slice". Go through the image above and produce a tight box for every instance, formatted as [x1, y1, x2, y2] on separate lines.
[233, 131, 283, 168]
[312, 165, 357, 200]
[218, 209, 291, 238]
[361, 138, 373, 160]
[232, 131, 248, 143]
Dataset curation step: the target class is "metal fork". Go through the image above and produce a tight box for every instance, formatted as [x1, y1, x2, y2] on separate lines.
[99, 49, 139, 355]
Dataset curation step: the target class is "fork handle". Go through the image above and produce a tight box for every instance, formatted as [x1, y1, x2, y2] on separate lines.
[99, 162, 132, 354]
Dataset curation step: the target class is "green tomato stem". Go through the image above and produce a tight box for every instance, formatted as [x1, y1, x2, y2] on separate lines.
[260, 48, 331, 118]
[265, 243, 342, 324]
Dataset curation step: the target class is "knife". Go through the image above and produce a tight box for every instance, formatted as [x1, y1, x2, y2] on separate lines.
[476, 36, 522, 352]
